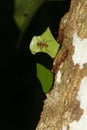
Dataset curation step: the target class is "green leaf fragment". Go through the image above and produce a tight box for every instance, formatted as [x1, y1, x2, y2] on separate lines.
[29, 27, 59, 58]
[36, 63, 53, 93]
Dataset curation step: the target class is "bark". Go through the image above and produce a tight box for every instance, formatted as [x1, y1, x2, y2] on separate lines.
[36, 0, 87, 129]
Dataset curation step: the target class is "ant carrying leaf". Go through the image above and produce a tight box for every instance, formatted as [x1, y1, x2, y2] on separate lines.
[29, 27, 59, 58]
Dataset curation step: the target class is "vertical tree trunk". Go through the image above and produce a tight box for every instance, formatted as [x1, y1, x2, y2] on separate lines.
[36, 0, 87, 129]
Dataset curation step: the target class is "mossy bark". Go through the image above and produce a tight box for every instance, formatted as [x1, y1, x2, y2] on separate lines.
[36, 0, 87, 129]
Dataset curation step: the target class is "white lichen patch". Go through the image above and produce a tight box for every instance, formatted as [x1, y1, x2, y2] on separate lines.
[56, 70, 62, 84]
[69, 77, 87, 130]
[62, 125, 66, 130]
[72, 33, 87, 69]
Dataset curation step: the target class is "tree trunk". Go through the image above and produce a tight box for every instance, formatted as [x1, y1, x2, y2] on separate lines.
[36, 0, 87, 129]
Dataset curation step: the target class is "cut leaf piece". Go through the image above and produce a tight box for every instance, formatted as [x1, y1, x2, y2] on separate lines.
[29, 27, 59, 58]
[36, 63, 53, 93]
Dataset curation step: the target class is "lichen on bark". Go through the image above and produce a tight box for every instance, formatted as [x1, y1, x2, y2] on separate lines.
[36, 0, 87, 129]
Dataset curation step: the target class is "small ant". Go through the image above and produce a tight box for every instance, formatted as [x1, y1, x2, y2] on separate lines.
[51, 49, 69, 73]
[37, 42, 48, 48]
[37, 39, 49, 50]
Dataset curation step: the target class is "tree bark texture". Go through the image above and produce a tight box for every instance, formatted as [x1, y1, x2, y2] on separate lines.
[36, 0, 87, 129]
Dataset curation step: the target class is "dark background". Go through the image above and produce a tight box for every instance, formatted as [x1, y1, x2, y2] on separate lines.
[0, 0, 71, 130]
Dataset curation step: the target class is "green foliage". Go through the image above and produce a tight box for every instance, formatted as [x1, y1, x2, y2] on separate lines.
[29, 27, 59, 92]
[36, 63, 53, 93]
[14, 0, 44, 31]
[29, 27, 59, 58]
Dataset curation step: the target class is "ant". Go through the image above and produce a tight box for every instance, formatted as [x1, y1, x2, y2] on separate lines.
[37, 42, 48, 48]
[37, 39, 49, 50]
[51, 49, 69, 73]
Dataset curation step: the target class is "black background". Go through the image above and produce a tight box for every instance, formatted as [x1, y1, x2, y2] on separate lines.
[0, 0, 71, 129]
